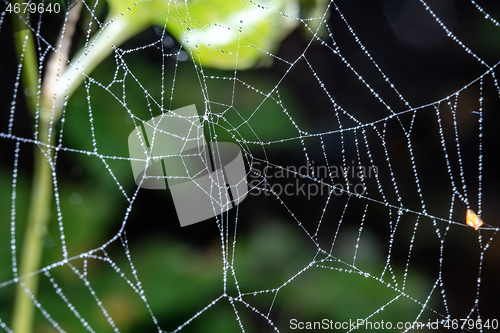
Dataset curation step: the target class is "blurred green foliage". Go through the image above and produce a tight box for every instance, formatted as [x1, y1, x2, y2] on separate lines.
[104, 0, 315, 69]
[1, 47, 433, 332]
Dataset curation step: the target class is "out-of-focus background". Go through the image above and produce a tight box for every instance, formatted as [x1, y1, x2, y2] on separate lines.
[1, 0, 500, 332]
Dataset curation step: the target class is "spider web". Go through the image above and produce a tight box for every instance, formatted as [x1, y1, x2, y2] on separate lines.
[1, 0, 500, 332]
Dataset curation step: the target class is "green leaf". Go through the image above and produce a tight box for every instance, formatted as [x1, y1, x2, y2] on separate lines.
[105, 0, 302, 69]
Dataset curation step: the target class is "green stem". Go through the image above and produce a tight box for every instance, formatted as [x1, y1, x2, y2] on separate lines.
[12, 3, 38, 115]
[11, 6, 55, 332]
[11, 5, 53, 333]
[52, 15, 144, 111]
[12, 128, 54, 333]
[11, 6, 145, 332]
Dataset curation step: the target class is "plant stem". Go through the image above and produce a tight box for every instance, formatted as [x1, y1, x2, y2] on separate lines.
[52, 14, 143, 110]
[10, 6, 41, 332]
[10, 3, 144, 331]
[12, 126, 54, 333]
[11, 2, 80, 332]
[12, 4, 38, 116]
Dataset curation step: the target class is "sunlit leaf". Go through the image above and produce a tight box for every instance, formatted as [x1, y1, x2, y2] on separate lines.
[105, 0, 304, 69]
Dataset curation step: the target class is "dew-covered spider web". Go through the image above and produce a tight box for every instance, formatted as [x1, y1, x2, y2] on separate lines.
[1, 0, 500, 332]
